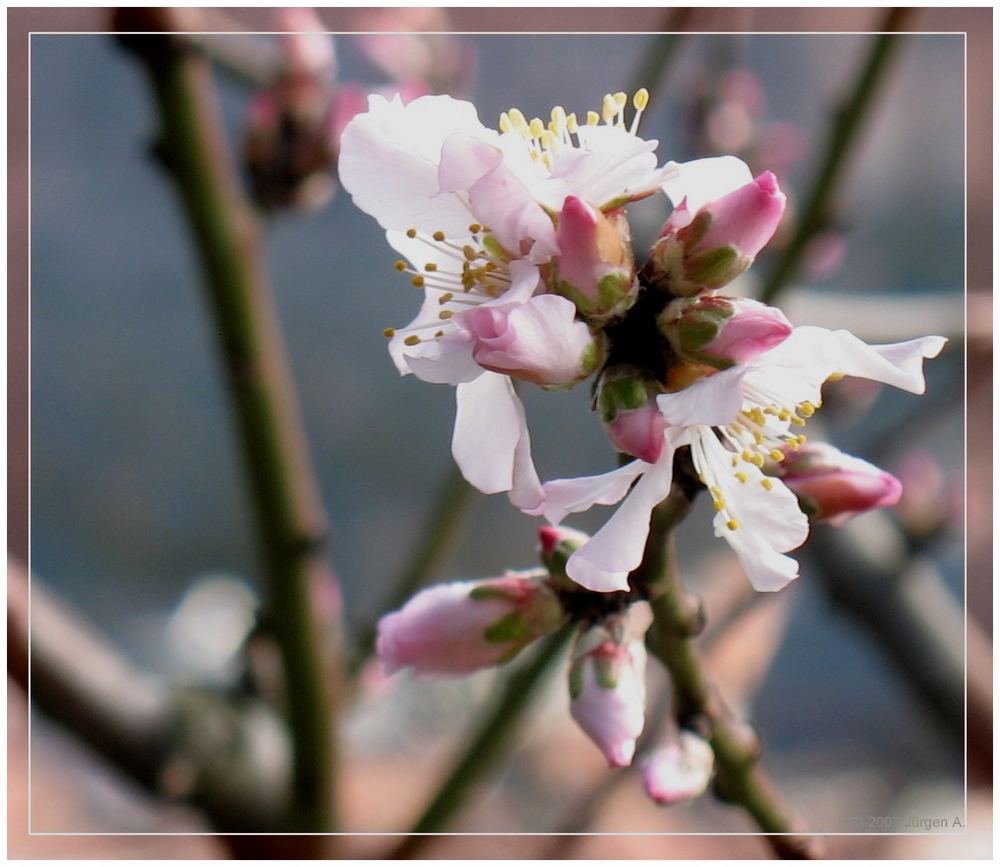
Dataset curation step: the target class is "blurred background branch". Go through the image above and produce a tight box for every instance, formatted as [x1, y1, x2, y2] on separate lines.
[117, 8, 338, 836]
[759, 8, 911, 303]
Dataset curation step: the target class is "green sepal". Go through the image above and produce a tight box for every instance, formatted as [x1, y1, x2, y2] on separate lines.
[483, 611, 533, 645]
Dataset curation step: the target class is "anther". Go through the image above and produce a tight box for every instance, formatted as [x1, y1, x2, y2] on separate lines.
[633, 88, 649, 110]
[394, 260, 407, 272]
[713, 499, 725, 511]
[735, 471, 748, 484]
[798, 401, 816, 417]
[529, 117, 545, 138]
[383, 327, 395, 338]
[438, 310, 453, 320]
[726, 518, 740, 531]
[403, 335, 421, 346]
[498, 112, 512, 133]
[586, 110, 600, 126]
[566, 112, 579, 133]
[411, 276, 424, 288]
[468, 223, 482, 233]
[406, 228, 417, 238]
[769, 449, 785, 462]
[424, 263, 438, 272]
[462, 245, 478, 261]
[432, 231, 446, 242]
[761, 478, 774, 491]
[438, 292, 454, 304]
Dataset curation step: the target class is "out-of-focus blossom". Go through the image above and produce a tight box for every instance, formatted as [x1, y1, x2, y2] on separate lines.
[376, 571, 565, 678]
[568, 603, 651, 767]
[777, 441, 902, 527]
[802, 230, 847, 282]
[532, 328, 945, 593]
[893, 448, 963, 539]
[354, 8, 476, 95]
[642, 731, 715, 806]
[660, 296, 792, 369]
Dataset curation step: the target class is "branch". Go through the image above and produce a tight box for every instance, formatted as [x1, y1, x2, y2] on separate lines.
[808, 518, 991, 773]
[8, 563, 293, 833]
[117, 16, 337, 832]
[633, 481, 821, 859]
[389, 626, 573, 859]
[758, 9, 911, 304]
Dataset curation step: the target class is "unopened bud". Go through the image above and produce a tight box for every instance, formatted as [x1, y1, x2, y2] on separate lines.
[553, 196, 637, 322]
[647, 172, 786, 296]
[539, 525, 590, 581]
[595, 364, 667, 463]
[376, 572, 565, 678]
[642, 731, 715, 806]
[659, 296, 792, 368]
[457, 294, 603, 388]
[777, 442, 902, 527]
[568, 604, 651, 767]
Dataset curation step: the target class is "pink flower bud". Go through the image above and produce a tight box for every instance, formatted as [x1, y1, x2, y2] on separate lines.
[648, 172, 786, 295]
[660, 296, 792, 368]
[569, 605, 651, 768]
[642, 731, 715, 806]
[778, 442, 903, 527]
[553, 197, 637, 322]
[539, 525, 591, 589]
[377, 572, 564, 678]
[596, 364, 667, 463]
[457, 295, 602, 388]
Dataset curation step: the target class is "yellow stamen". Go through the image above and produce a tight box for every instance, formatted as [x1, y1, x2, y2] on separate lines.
[403, 335, 421, 346]
[406, 228, 417, 238]
[468, 223, 482, 234]
[498, 112, 513, 134]
[586, 110, 600, 126]
[727, 518, 740, 531]
[529, 117, 545, 138]
[463, 245, 478, 261]
[633, 88, 649, 110]
[438, 292, 453, 304]
[769, 449, 785, 462]
[383, 327, 395, 338]
[438, 310, 453, 320]
[827, 371, 846, 382]
[735, 471, 748, 484]
[761, 478, 774, 491]
[411, 276, 424, 288]
[713, 499, 726, 511]
[798, 401, 816, 417]
[424, 263, 438, 272]
[394, 260, 407, 272]
[566, 112, 579, 133]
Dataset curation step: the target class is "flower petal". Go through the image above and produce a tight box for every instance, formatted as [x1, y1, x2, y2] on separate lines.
[720, 529, 800, 592]
[339, 94, 492, 236]
[656, 365, 749, 428]
[533, 459, 649, 524]
[566, 440, 676, 592]
[452, 373, 541, 510]
[661, 156, 754, 222]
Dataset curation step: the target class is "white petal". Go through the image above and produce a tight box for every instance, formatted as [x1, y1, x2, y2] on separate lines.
[656, 366, 749, 428]
[534, 460, 649, 524]
[403, 332, 482, 384]
[721, 530, 800, 592]
[554, 125, 668, 207]
[339, 94, 492, 236]
[566, 442, 676, 592]
[755, 327, 947, 400]
[701, 434, 808, 553]
[452, 372, 521, 495]
[507, 388, 544, 512]
[661, 156, 754, 219]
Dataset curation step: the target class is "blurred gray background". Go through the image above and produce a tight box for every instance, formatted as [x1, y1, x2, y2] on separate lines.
[28, 30, 967, 836]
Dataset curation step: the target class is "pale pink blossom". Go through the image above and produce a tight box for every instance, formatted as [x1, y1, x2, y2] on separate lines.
[530, 328, 946, 593]
[377, 571, 564, 678]
[277, 8, 336, 82]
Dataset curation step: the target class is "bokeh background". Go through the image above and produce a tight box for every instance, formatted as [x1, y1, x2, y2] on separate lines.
[11, 6, 991, 860]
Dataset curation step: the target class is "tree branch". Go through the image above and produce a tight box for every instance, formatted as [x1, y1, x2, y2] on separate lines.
[633, 480, 821, 859]
[117, 17, 337, 832]
[758, 9, 912, 304]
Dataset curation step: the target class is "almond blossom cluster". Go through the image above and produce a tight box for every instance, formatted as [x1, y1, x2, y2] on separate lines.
[339, 87, 944, 802]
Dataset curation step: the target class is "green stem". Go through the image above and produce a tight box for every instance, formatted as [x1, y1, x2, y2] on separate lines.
[636, 485, 820, 859]
[122, 33, 336, 832]
[351, 463, 475, 674]
[390, 626, 573, 858]
[758, 10, 911, 304]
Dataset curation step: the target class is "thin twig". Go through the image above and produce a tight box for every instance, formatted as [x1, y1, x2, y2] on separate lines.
[118, 17, 337, 833]
[388, 626, 573, 859]
[633, 480, 821, 859]
[758, 9, 912, 304]
[350, 463, 475, 674]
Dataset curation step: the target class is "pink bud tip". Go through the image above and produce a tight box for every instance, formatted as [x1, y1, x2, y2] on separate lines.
[539, 525, 562, 557]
